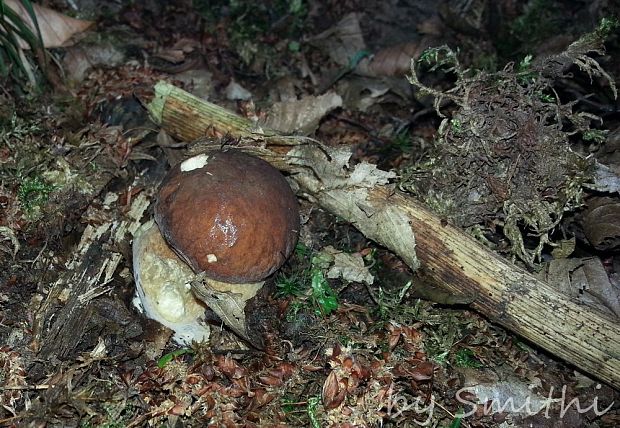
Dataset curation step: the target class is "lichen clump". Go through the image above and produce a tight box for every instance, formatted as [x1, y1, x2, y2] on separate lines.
[402, 21, 617, 267]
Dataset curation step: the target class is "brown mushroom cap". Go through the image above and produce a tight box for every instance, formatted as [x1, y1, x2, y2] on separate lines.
[154, 150, 299, 283]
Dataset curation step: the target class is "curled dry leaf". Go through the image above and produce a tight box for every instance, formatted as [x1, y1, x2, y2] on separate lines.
[387, 322, 424, 352]
[217, 354, 247, 380]
[583, 196, 620, 251]
[572, 258, 620, 318]
[320, 245, 374, 285]
[258, 374, 283, 387]
[410, 361, 435, 381]
[393, 359, 435, 383]
[388, 327, 402, 351]
[0, 226, 20, 258]
[190, 276, 264, 348]
[309, 10, 437, 79]
[322, 370, 347, 410]
[5, 0, 93, 49]
[248, 388, 276, 410]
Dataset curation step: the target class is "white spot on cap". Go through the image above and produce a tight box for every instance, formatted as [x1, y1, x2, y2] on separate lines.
[180, 154, 209, 172]
[207, 254, 218, 263]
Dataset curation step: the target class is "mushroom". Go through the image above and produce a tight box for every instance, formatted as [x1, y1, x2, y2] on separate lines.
[132, 150, 299, 344]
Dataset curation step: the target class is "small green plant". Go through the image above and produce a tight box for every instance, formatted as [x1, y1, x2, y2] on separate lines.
[278, 245, 339, 317]
[288, 40, 300, 52]
[418, 45, 459, 71]
[495, 0, 556, 59]
[449, 119, 463, 134]
[306, 395, 321, 428]
[284, 300, 304, 322]
[390, 129, 413, 152]
[193, 0, 307, 46]
[276, 273, 303, 297]
[372, 280, 413, 321]
[582, 129, 607, 144]
[516, 54, 537, 85]
[17, 176, 54, 213]
[295, 242, 309, 258]
[454, 348, 482, 368]
[280, 395, 298, 413]
[309, 255, 338, 316]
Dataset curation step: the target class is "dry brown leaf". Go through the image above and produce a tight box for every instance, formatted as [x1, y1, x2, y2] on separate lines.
[322, 370, 347, 410]
[410, 361, 434, 381]
[583, 196, 620, 251]
[258, 375, 282, 386]
[362, 42, 427, 77]
[262, 92, 343, 135]
[541, 257, 620, 318]
[388, 326, 402, 351]
[573, 258, 620, 318]
[310, 13, 365, 67]
[190, 275, 264, 347]
[6, 0, 93, 49]
[217, 354, 246, 380]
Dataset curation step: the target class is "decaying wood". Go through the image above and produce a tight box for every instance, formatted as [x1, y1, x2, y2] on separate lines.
[147, 81, 620, 389]
[34, 190, 151, 359]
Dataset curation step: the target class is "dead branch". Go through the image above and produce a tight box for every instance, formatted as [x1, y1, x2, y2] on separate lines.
[146, 81, 620, 389]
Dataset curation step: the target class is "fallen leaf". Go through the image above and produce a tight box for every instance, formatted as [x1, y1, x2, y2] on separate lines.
[540, 257, 620, 318]
[410, 361, 434, 381]
[321, 246, 374, 285]
[258, 375, 282, 386]
[190, 275, 264, 347]
[584, 161, 620, 194]
[583, 197, 620, 251]
[5, 0, 93, 49]
[362, 42, 427, 77]
[225, 80, 252, 101]
[217, 354, 246, 380]
[322, 370, 347, 410]
[263, 92, 343, 135]
[310, 13, 365, 67]
[0, 226, 20, 258]
[348, 161, 396, 187]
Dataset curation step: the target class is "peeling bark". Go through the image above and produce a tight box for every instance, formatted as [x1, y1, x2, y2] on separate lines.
[146, 81, 620, 389]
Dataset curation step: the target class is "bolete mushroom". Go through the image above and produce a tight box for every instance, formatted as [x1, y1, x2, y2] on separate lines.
[133, 150, 299, 344]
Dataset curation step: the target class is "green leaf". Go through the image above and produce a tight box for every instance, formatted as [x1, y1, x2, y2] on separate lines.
[310, 268, 338, 316]
[157, 348, 193, 368]
[447, 414, 462, 428]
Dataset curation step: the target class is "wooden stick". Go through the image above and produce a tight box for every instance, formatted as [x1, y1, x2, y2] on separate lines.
[147, 81, 620, 389]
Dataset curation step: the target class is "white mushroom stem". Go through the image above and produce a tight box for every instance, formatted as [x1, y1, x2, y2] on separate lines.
[132, 220, 264, 345]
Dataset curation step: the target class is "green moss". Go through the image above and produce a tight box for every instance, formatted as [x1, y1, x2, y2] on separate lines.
[17, 176, 54, 215]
